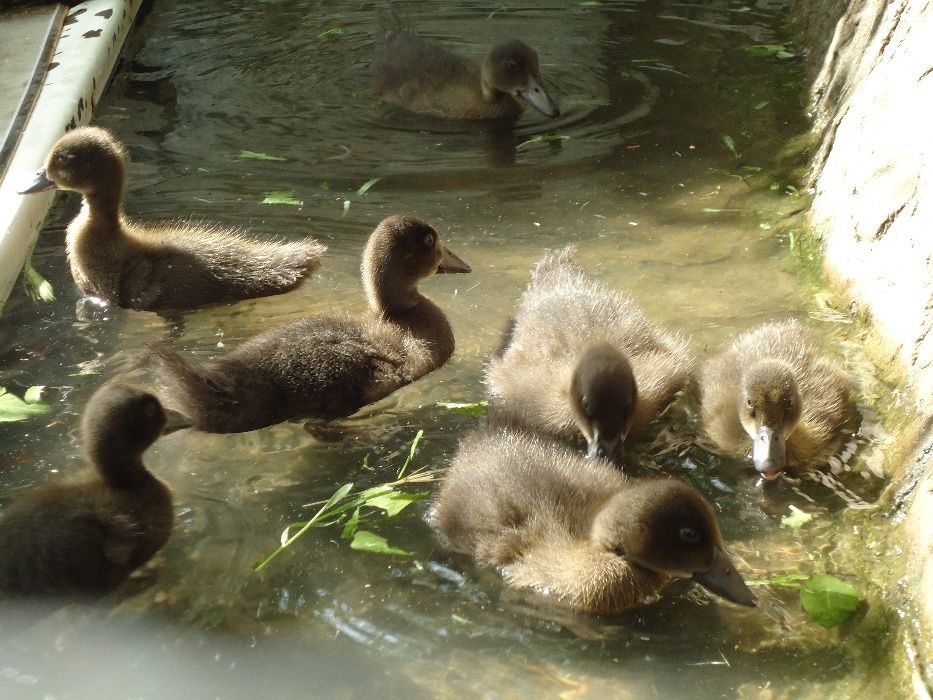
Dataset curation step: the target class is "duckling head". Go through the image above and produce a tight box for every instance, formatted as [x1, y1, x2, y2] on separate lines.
[362, 215, 470, 312]
[591, 479, 756, 607]
[19, 126, 127, 197]
[482, 40, 560, 118]
[739, 360, 802, 480]
[82, 384, 192, 486]
[569, 343, 637, 461]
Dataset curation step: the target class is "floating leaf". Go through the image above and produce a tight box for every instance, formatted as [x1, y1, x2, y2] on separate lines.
[754, 100, 770, 110]
[349, 530, 411, 556]
[364, 490, 426, 517]
[721, 133, 740, 159]
[356, 177, 381, 196]
[398, 429, 423, 478]
[436, 400, 488, 417]
[0, 386, 51, 422]
[743, 44, 796, 60]
[341, 506, 362, 540]
[800, 575, 859, 628]
[746, 571, 809, 587]
[781, 505, 813, 532]
[239, 150, 286, 162]
[342, 199, 351, 217]
[317, 27, 344, 40]
[517, 134, 570, 150]
[22, 256, 55, 303]
[319, 180, 330, 191]
[261, 191, 302, 206]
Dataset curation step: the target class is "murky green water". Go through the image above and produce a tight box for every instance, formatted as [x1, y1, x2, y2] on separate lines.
[0, 1, 907, 697]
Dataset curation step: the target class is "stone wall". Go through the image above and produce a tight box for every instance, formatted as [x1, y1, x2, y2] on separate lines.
[795, 0, 933, 686]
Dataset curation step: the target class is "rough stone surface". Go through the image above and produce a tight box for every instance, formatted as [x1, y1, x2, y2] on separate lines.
[798, 0, 933, 685]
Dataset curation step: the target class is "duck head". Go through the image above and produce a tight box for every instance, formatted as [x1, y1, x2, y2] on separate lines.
[82, 384, 192, 485]
[591, 479, 756, 607]
[19, 126, 127, 197]
[482, 40, 560, 118]
[739, 360, 802, 480]
[569, 343, 637, 461]
[362, 215, 470, 312]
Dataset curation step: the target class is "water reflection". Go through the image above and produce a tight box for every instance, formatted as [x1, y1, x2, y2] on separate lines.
[0, 0, 896, 697]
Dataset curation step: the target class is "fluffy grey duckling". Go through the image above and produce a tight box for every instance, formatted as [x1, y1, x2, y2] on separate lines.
[19, 126, 326, 311]
[486, 246, 692, 460]
[0, 384, 191, 595]
[374, 26, 559, 119]
[429, 428, 756, 613]
[698, 320, 855, 480]
[152, 215, 471, 433]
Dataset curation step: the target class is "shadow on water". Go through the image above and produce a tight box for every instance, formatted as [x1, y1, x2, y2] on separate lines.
[0, 0, 904, 697]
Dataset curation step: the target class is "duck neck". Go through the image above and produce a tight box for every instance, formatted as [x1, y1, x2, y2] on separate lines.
[87, 445, 153, 490]
[79, 172, 125, 234]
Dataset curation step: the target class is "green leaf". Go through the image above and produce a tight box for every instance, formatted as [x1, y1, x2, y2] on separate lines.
[364, 490, 426, 517]
[239, 150, 287, 161]
[261, 191, 303, 206]
[721, 133, 740, 159]
[22, 256, 55, 303]
[754, 100, 770, 110]
[349, 530, 411, 556]
[397, 429, 424, 478]
[516, 134, 570, 150]
[780, 505, 813, 532]
[341, 506, 362, 540]
[342, 199, 351, 217]
[23, 385, 45, 404]
[800, 575, 860, 628]
[746, 571, 809, 588]
[0, 387, 51, 422]
[356, 177, 381, 196]
[743, 44, 795, 60]
[435, 400, 488, 417]
[318, 180, 330, 191]
[317, 27, 344, 40]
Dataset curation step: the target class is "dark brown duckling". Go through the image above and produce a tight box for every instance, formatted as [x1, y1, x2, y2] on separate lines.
[486, 246, 691, 461]
[698, 320, 855, 480]
[0, 384, 191, 596]
[19, 126, 326, 311]
[151, 215, 471, 433]
[374, 27, 559, 120]
[429, 428, 756, 613]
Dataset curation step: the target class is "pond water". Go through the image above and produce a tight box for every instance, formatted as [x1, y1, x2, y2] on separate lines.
[0, 0, 907, 697]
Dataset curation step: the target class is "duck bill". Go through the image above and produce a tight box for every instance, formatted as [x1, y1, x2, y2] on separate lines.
[585, 431, 620, 461]
[19, 168, 57, 195]
[693, 548, 757, 607]
[518, 76, 560, 118]
[436, 246, 471, 274]
[752, 425, 785, 480]
[162, 409, 194, 435]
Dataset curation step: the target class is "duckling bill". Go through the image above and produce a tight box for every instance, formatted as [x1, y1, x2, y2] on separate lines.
[0, 384, 189, 595]
[20, 126, 326, 311]
[698, 320, 855, 480]
[430, 429, 756, 613]
[374, 27, 559, 120]
[152, 215, 470, 433]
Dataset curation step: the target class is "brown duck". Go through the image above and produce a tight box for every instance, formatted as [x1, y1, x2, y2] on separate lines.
[429, 428, 756, 613]
[698, 320, 855, 480]
[486, 246, 692, 460]
[0, 384, 190, 595]
[151, 215, 470, 433]
[374, 28, 559, 120]
[19, 126, 325, 311]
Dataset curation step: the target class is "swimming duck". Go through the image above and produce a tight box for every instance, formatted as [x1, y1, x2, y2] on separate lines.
[0, 384, 190, 595]
[19, 126, 326, 311]
[698, 320, 855, 480]
[486, 246, 692, 461]
[373, 27, 559, 120]
[151, 215, 471, 433]
[429, 428, 756, 613]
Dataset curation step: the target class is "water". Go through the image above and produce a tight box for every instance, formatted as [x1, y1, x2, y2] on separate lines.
[0, 1, 907, 697]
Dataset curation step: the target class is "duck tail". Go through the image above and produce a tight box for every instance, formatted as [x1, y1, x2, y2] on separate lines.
[530, 244, 580, 288]
[149, 344, 240, 432]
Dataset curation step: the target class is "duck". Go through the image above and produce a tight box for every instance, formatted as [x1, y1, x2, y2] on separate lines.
[151, 215, 471, 433]
[429, 428, 756, 613]
[486, 245, 692, 461]
[0, 384, 191, 595]
[18, 126, 326, 311]
[373, 26, 559, 120]
[697, 320, 855, 480]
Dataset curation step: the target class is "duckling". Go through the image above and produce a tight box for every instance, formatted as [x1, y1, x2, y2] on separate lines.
[19, 126, 326, 311]
[151, 215, 471, 433]
[486, 246, 691, 461]
[0, 384, 190, 595]
[373, 26, 559, 120]
[698, 320, 855, 480]
[429, 428, 756, 613]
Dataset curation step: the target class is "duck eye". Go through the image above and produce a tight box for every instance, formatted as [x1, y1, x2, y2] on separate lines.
[506, 59, 519, 71]
[423, 233, 435, 248]
[679, 527, 701, 544]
